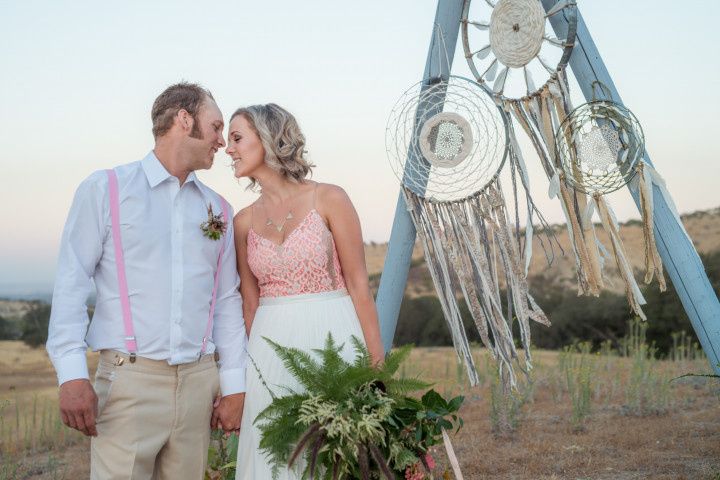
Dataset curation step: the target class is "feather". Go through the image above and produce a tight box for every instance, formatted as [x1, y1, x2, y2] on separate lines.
[524, 66, 536, 94]
[474, 44, 492, 59]
[471, 20, 490, 30]
[493, 66, 509, 93]
[484, 57, 499, 81]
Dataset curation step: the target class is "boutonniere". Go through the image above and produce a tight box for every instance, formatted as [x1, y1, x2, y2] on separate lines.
[200, 204, 227, 240]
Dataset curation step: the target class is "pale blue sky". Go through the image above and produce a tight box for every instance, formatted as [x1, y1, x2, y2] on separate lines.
[1, 0, 719, 292]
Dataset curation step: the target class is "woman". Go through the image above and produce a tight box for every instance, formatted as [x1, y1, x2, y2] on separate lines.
[226, 103, 385, 479]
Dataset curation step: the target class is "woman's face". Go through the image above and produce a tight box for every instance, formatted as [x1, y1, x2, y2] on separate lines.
[226, 114, 265, 178]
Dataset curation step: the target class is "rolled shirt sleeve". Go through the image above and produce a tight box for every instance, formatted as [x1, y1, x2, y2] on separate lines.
[212, 204, 248, 395]
[46, 172, 106, 385]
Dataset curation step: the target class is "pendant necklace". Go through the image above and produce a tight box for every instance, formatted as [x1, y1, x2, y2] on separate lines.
[262, 196, 295, 233]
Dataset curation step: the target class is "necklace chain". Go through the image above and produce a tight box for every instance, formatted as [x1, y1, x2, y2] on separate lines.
[261, 193, 299, 233]
[265, 208, 294, 233]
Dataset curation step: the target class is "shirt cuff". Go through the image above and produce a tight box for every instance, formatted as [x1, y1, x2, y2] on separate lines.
[53, 352, 90, 386]
[219, 367, 246, 396]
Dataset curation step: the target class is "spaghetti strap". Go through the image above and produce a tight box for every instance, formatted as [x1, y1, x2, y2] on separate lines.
[250, 202, 256, 231]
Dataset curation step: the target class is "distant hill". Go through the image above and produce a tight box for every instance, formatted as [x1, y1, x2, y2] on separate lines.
[0, 299, 40, 321]
[3, 207, 718, 310]
[365, 206, 720, 297]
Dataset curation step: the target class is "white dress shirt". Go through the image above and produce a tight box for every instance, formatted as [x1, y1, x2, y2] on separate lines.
[47, 152, 247, 395]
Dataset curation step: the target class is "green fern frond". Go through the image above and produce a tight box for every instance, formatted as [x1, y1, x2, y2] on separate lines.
[350, 336, 371, 368]
[263, 337, 324, 391]
[384, 377, 431, 395]
[255, 393, 307, 424]
[380, 344, 413, 377]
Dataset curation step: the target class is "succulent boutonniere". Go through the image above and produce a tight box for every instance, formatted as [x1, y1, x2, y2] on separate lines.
[200, 203, 227, 240]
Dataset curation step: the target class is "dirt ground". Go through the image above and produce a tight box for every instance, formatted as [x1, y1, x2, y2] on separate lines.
[1, 342, 719, 479]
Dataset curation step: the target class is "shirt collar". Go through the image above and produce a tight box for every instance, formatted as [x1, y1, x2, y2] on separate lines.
[141, 151, 198, 188]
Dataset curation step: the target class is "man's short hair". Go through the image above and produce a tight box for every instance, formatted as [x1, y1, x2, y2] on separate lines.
[151, 82, 214, 139]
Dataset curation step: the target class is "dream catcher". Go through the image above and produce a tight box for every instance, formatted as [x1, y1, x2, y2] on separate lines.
[462, 0, 665, 317]
[555, 85, 667, 318]
[386, 75, 551, 389]
[461, 0, 604, 299]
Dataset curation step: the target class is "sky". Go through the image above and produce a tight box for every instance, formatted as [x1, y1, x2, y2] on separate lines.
[1, 0, 719, 293]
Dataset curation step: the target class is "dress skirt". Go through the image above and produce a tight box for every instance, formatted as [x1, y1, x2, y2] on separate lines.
[235, 289, 365, 480]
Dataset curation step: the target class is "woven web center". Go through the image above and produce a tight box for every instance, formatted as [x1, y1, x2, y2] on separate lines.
[578, 124, 622, 172]
[430, 121, 464, 160]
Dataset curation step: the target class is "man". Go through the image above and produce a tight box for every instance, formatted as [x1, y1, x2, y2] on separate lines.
[47, 82, 246, 479]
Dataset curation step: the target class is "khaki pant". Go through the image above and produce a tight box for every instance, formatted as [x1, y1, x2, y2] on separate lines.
[90, 350, 220, 480]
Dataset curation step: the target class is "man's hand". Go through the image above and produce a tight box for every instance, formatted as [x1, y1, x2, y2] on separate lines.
[59, 379, 98, 437]
[211, 393, 245, 434]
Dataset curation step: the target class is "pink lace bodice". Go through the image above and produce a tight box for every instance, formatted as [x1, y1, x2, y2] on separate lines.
[247, 209, 346, 298]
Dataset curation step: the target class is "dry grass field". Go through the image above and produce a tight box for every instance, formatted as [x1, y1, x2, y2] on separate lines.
[1, 331, 719, 480]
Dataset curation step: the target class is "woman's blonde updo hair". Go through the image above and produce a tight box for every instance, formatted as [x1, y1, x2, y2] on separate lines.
[230, 103, 314, 189]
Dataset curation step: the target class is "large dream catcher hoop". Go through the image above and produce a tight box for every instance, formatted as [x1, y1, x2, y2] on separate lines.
[387, 75, 508, 203]
[387, 75, 551, 388]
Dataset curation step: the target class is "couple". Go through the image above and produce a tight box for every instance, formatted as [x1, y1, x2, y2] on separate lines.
[46, 82, 385, 479]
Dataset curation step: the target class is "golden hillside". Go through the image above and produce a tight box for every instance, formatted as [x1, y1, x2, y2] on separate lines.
[365, 207, 720, 297]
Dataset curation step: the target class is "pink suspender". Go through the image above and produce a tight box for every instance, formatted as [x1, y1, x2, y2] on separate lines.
[106, 169, 138, 359]
[105, 169, 229, 361]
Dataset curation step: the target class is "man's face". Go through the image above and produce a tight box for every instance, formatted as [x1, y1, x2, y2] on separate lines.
[185, 97, 225, 170]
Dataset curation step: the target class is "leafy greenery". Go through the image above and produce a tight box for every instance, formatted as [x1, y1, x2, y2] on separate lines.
[20, 304, 51, 348]
[253, 334, 463, 480]
[205, 430, 238, 480]
[560, 342, 595, 430]
[0, 314, 16, 340]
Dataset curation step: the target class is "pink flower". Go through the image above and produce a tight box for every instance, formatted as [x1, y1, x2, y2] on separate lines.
[405, 454, 437, 480]
[405, 462, 424, 480]
[424, 453, 436, 470]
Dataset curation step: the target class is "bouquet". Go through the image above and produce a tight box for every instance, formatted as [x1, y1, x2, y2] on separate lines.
[254, 334, 464, 479]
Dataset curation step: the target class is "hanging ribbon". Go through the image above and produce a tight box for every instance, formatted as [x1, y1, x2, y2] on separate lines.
[404, 179, 549, 391]
[635, 162, 667, 291]
[442, 428, 464, 480]
[593, 194, 647, 320]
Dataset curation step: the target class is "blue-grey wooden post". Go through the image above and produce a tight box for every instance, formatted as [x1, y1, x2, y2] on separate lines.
[542, 1, 720, 374]
[376, 0, 464, 353]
